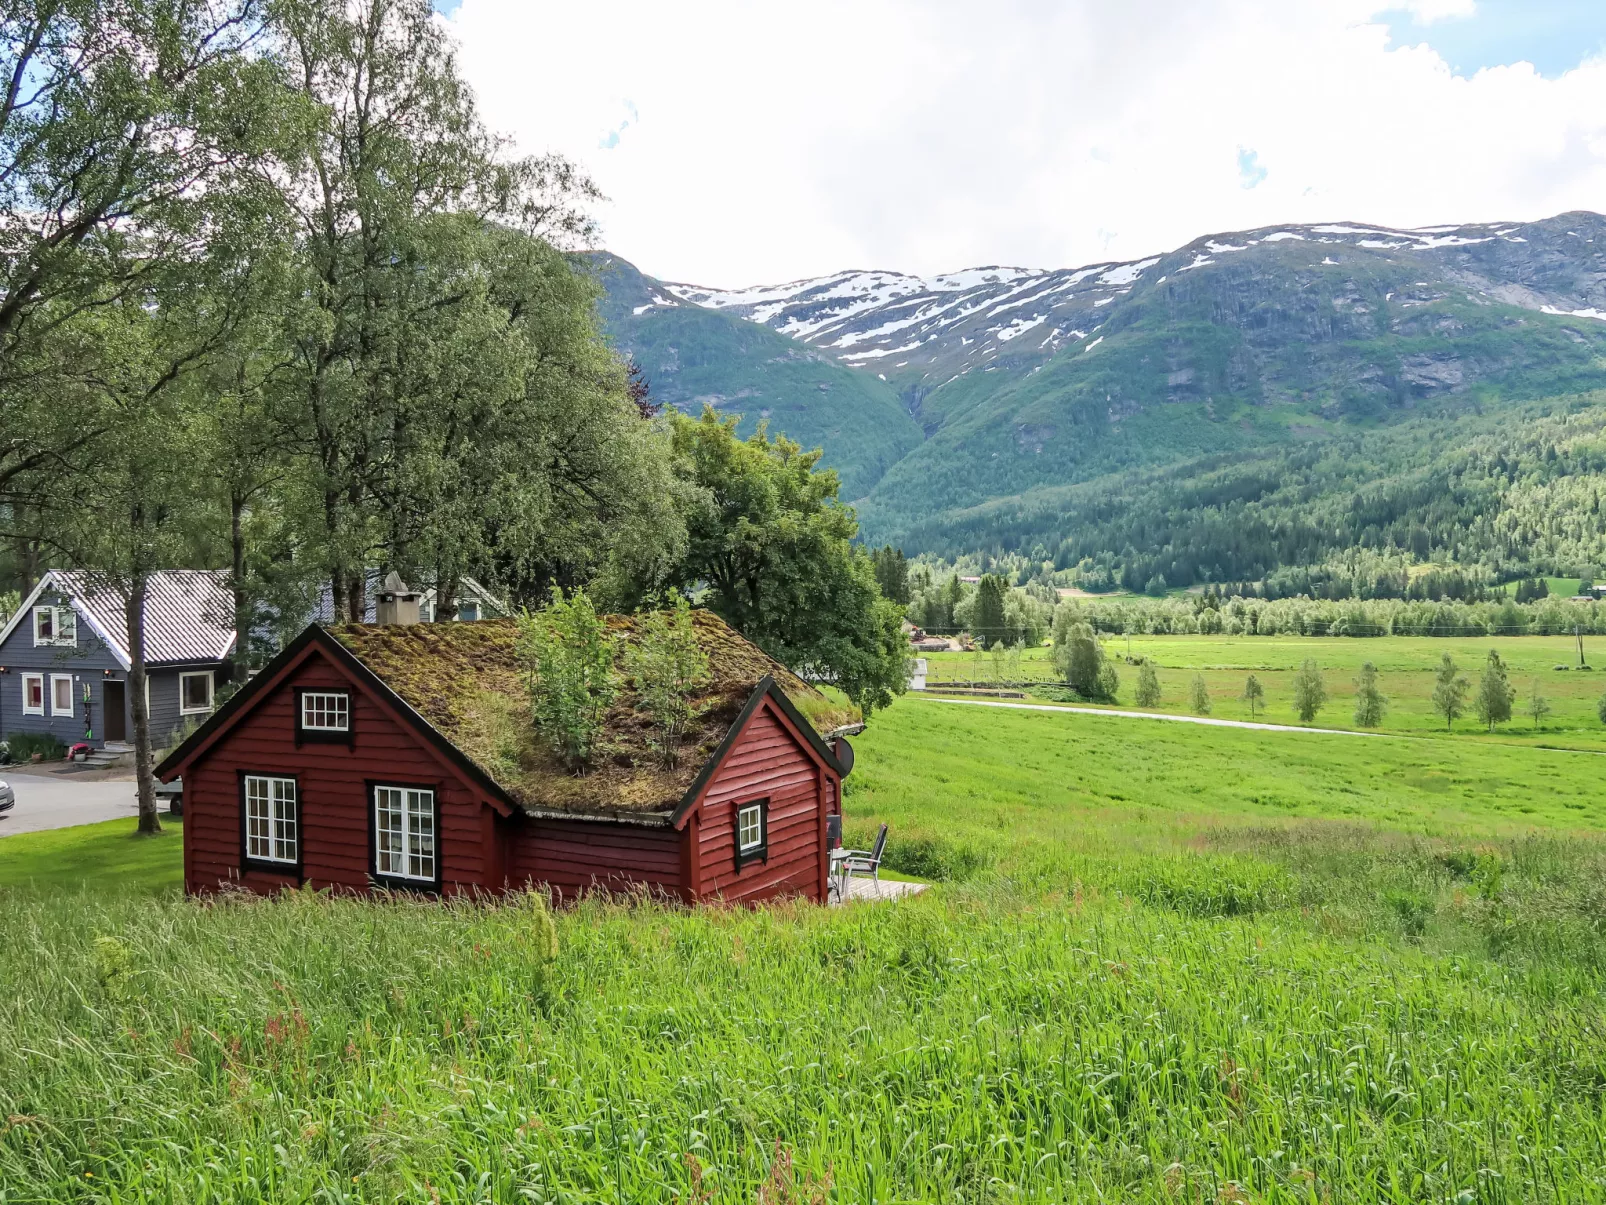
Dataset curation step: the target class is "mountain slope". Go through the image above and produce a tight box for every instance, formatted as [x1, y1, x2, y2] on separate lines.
[597, 212, 1606, 579]
[587, 254, 922, 499]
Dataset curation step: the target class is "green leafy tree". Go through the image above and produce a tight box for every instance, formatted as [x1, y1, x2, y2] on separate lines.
[1188, 673, 1211, 715]
[624, 592, 711, 769]
[973, 574, 1007, 649]
[664, 409, 908, 715]
[1525, 679, 1551, 730]
[1596, 689, 1606, 726]
[1052, 613, 1118, 700]
[1135, 660, 1161, 708]
[1353, 662, 1387, 727]
[1474, 650, 1515, 733]
[516, 588, 618, 771]
[1241, 674, 1265, 720]
[1431, 653, 1469, 731]
[1291, 659, 1326, 724]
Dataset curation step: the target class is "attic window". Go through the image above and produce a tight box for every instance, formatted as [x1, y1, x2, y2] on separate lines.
[299, 691, 350, 734]
[32, 606, 74, 647]
[736, 799, 768, 867]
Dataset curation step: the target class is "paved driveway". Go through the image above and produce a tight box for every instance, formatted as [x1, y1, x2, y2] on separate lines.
[0, 772, 139, 836]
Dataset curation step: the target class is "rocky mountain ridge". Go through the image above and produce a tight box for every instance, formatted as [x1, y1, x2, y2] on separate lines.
[596, 212, 1606, 559]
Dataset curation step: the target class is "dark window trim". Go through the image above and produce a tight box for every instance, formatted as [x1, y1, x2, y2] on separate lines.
[365, 778, 444, 893]
[294, 687, 355, 748]
[734, 797, 770, 869]
[238, 769, 304, 881]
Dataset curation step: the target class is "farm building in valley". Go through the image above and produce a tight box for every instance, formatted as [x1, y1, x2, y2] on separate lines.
[158, 611, 861, 903]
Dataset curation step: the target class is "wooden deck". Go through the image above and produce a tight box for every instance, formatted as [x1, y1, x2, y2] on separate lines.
[830, 876, 928, 906]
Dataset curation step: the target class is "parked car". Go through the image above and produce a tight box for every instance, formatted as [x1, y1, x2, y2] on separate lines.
[0, 778, 13, 815]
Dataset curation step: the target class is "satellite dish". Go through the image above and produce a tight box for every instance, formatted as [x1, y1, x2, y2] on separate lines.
[832, 736, 855, 776]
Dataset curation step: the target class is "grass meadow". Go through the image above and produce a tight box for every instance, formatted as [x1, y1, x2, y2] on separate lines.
[924, 634, 1606, 747]
[6, 678, 1606, 1201]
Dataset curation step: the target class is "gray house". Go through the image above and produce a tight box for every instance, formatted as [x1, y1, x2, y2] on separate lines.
[0, 570, 235, 752]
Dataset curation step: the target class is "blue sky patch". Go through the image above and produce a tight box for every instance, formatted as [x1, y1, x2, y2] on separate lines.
[433, 0, 461, 14]
[1237, 148, 1267, 190]
[1375, 0, 1606, 78]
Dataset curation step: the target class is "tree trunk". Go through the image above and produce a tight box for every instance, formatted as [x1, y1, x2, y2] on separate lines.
[13, 528, 39, 595]
[126, 571, 161, 835]
[435, 567, 459, 622]
[230, 491, 249, 684]
[346, 572, 366, 623]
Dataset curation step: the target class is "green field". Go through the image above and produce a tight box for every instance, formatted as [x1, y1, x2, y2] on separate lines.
[6, 686, 1606, 1201]
[924, 633, 1606, 746]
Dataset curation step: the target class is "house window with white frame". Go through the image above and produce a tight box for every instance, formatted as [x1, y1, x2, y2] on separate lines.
[244, 774, 298, 866]
[50, 674, 73, 717]
[373, 785, 436, 882]
[299, 691, 349, 733]
[736, 799, 767, 864]
[179, 671, 214, 715]
[21, 673, 44, 715]
[32, 605, 74, 647]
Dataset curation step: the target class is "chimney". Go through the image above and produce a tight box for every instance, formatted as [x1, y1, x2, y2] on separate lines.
[375, 571, 422, 626]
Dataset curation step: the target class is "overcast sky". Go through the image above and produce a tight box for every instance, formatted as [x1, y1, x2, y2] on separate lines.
[436, 0, 1606, 287]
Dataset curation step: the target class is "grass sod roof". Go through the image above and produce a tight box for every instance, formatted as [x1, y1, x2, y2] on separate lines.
[329, 610, 860, 819]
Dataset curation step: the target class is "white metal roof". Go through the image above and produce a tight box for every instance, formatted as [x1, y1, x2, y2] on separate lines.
[0, 570, 236, 668]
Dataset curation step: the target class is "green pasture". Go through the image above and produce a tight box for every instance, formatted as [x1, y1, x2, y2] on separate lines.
[7, 691, 1606, 1200]
[923, 633, 1606, 746]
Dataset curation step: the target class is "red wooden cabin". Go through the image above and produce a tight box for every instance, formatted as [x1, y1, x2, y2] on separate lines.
[158, 613, 860, 904]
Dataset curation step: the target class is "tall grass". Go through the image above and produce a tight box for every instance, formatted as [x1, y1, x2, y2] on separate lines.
[5, 852, 1606, 1202]
[9, 695, 1606, 1200]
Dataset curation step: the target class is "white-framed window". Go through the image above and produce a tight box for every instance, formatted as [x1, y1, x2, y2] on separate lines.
[21, 673, 44, 716]
[32, 605, 75, 647]
[737, 800, 767, 858]
[50, 674, 73, 717]
[300, 691, 349, 732]
[244, 774, 298, 866]
[373, 785, 436, 883]
[179, 671, 214, 715]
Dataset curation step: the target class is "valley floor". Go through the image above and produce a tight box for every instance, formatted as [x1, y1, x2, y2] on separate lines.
[4, 659, 1606, 1201]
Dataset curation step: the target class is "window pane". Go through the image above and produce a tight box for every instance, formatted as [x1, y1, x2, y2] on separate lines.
[246, 777, 271, 860]
[375, 787, 404, 876]
[57, 610, 74, 642]
[408, 790, 435, 879]
[35, 608, 51, 640]
[739, 805, 762, 850]
[182, 675, 210, 710]
[24, 678, 42, 709]
[273, 779, 298, 863]
[53, 678, 71, 711]
[302, 692, 349, 731]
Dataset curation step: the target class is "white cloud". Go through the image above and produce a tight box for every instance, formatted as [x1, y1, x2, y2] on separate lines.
[443, 0, 1606, 286]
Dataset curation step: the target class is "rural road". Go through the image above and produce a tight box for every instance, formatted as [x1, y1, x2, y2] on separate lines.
[920, 695, 1382, 736]
[0, 772, 139, 836]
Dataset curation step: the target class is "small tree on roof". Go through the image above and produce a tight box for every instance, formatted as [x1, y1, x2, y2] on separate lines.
[517, 587, 618, 772]
[625, 591, 711, 769]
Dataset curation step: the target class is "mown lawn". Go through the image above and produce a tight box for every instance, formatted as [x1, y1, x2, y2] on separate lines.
[0, 817, 183, 893]
[925, 633, 1606, 747]
[5, 692, 1606, 1201]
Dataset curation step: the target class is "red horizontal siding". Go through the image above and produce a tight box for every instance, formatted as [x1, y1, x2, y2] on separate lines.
[696, 699, 830, 904]
[508, 817, 683, 901]
[183, 647, 490, 897]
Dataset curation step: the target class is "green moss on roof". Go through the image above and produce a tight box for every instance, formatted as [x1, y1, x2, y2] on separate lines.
[329, 610, 859, 818]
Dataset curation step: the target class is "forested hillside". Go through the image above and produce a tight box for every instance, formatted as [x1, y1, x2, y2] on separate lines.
[598, 212, 1606, 585]
[588, 254, 922, 498]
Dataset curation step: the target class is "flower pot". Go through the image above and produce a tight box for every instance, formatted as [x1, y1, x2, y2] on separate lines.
[30, 752, 42, 763]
